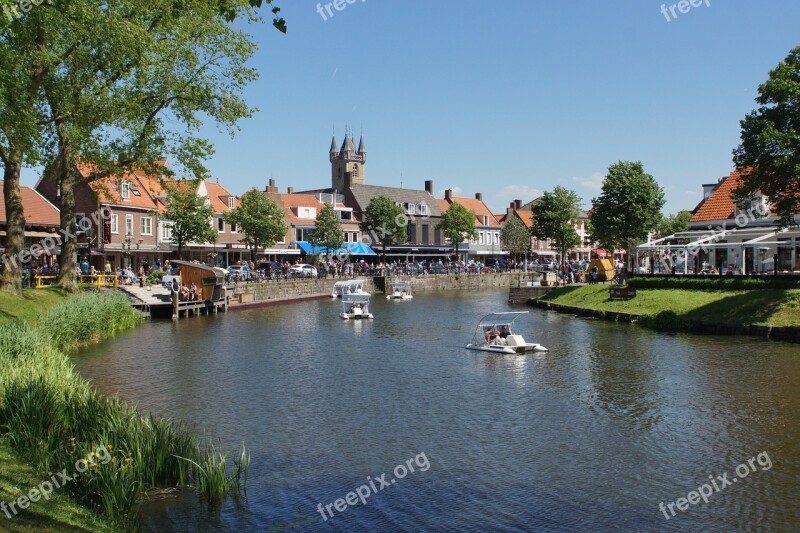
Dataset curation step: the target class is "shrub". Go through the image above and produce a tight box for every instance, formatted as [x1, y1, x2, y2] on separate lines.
[627, 275, 800, 291]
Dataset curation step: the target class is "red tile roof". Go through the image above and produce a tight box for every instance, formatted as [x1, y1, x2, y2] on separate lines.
[0, 182, 61, 226]
[204, 181, 240, 213]
[82, 164, 160, 210]
[514, 209, 534, 229]
[279, 193, 360, 228]
[691, 169, 743, 222]
[446, 196, 501, 227]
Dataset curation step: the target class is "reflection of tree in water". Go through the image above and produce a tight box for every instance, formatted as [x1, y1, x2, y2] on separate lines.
[586, 330, 662, 433]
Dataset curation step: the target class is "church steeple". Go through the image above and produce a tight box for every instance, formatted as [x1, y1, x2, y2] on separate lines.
[330, 126, 366, 191]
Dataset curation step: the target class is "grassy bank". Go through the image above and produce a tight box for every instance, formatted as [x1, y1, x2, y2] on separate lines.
[534, 285, 800, 328]
[0, 288, 69, 326]
[0, 291, 248, 531]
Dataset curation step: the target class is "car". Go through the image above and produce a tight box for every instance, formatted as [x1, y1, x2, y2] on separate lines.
[288, 263, 318, 278]
[227, 264, 253, 281]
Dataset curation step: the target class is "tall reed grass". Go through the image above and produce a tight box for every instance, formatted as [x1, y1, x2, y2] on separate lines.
[0, 292, 249, 531]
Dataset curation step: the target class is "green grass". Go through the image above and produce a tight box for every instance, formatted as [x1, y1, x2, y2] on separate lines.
[535, 285, 800, 328]
[0, 291, 250, 531]
[0, 288, 69, 326]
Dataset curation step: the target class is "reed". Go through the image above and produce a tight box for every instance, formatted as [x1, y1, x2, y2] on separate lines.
[0, 292, 249, 531]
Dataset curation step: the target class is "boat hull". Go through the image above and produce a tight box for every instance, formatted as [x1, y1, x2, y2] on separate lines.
[340, 313, 374, 320]
[466, 343, 547, 354]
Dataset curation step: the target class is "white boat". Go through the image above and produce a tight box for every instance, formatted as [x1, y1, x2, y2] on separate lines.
[340, 293, 374, 320]
[386, 281, 413, 300]
[466, 312, 547, 353]
[331, 279, 368, 298]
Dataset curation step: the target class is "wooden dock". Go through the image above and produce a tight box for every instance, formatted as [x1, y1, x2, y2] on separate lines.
[118, 285, 229, 320]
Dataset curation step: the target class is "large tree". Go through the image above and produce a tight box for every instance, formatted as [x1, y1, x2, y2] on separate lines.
[500, 215, 531, 269]
[308, 203, 344, 260]
[359, 196, 406, 264]
[1, 0, 285, 291]
[163, 185, 217, 259]
[590, 161, 665, 264]
[655, 210, 693, 239]
[225, 189, 287, 262]
[531, 186, 582, 263]
[733, 45, 800, 226]
[437, 202, 479, 261]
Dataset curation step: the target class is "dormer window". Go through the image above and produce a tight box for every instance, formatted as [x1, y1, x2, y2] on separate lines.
[418, 203, 429, 216]
[121, 181, 130, 200]
[228, 196, 235, 209]
[483, 215, 489, 226]
[406, 203, 416, 215]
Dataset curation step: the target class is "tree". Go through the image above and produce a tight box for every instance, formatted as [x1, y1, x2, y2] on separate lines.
[163, 185, 217, 259]
[531, 186, 582, 263]
[500, 215, 531, 269]
[655, 210, 693, 239]
[308, 203, 344, 261]
[225, 189, 287, 262]
[437, 202, 479, 261]
[590, 161, 665, 264]
[733, 46, 800, 226]
[359, 196, 406, 264]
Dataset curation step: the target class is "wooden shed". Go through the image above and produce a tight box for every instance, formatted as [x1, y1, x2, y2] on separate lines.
[170, 260, 226, 302]
[588, 258, 615, 282]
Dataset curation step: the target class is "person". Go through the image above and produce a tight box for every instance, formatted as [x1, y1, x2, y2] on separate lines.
[189, 283, 198, 301]
[485, 326, 500, 344]
[104, 260, 112, 274]
[499, 325, 510, 341]
[80, 257, 90, 275]
[171, 277, 180, 293]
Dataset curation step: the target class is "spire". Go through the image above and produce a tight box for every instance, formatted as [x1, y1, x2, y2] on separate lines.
[329, 135, 337, 154]
[340, 130, 355, 156]
[357, 133, 366, 154]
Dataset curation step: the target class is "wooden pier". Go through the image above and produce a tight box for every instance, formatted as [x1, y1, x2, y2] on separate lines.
[118, 284, 229, 320]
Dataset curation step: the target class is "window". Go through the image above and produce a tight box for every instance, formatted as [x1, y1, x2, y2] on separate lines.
[407, 223, 416, 242]
[406, 203, 416, 215]
[121, 181, 130, 199]
[296, 228, 313, 242]
[419, 203, 429, 216]
[125, 214, 134, 236]
[231, 222, 237, 233]
[110, 214, 119, 234]
[140, 217, 152, 236]
[479, 232, 485, 245]
[228, 197, 235, 209]
[483, 215, 489, 226]
[161, 223, 173, 241]
[218, 216, 225, 232]
[494, 232, 500, 245]
[422, 225, 429, 244]
[343, 232, 350, 243]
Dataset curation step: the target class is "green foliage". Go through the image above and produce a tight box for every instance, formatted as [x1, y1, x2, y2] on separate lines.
[636, 310, 690, 332]
[163, 184, 218, 259]
[360, 196, 406, 261]
[531, 186, 582, 261]
[309, 203, 344, 257]
[500, 215, 531, 258]
[0, 293, 250, 529]
[627, 275, 800, 291]
[655, 210, 693, 238]
[733, 45, 800, 225]
[590, 161, 665, 254]
[437, 202, 479, 254]
[225, 189, 287, 260]
[147, 269, 167, 285]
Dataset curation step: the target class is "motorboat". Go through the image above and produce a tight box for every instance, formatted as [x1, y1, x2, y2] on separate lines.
[466, 311, 547, 353]
[331, 279, 368, 298]
[386, 281, 413, 300]
[340, 293, 374, 320]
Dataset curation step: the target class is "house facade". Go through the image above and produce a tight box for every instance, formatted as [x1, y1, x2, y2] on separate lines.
[440, 190, 504, 261]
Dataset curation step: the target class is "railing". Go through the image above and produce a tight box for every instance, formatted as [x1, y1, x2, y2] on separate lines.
[34, 274, 120, 289]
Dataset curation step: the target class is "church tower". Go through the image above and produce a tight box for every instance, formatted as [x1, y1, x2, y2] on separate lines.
[330, 127, 366, 191]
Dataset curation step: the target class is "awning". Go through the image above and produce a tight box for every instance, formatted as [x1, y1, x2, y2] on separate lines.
[261, 248, 301, 255]
[0, 230, 59, 238]
[297, 242, 377, 256]
[532, 251, 557, 257]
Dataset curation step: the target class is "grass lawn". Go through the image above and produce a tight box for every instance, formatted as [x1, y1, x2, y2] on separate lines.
[0, 440, 112, 533]
[536, 285, 800, 328]
[0, 288, 69, 326]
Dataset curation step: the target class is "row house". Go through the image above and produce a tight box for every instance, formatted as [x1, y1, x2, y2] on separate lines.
[500, 199, 592, 261]
[0, 181, 61, 268]
[440, 189, 504, 261]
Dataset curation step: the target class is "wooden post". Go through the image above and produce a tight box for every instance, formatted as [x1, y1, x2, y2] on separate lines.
[172, 290, 178, 320]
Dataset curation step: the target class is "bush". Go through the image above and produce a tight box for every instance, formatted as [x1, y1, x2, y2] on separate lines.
[627, 275, 800, 291]
[146, 269, 166, 285]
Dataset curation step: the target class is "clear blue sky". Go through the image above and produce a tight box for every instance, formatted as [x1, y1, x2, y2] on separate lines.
[21, 0, 800, 214]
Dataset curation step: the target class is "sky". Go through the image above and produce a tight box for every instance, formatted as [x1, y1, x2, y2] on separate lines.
[20, 0, 800, 215]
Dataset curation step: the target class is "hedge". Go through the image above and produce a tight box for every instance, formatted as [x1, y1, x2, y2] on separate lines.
[627, 275, 800, 291]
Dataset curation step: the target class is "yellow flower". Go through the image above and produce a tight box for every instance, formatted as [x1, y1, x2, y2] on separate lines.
[111, 458, 117, 463]
[107, 444, 113, 451]
[124, 458, 132, 463]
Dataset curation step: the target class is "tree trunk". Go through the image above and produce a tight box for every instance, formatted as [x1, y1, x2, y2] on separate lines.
[1, 153, 25, 296]
[57, 160, 79, 292]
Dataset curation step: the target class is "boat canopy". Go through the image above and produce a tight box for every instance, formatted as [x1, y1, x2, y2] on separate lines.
[342, 293, 371, 303]
[390, 281, 412, 290]
[474, 311, 529, 327]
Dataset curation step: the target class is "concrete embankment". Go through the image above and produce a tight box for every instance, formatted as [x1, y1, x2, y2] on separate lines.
[228, 272, 535, 310]
[528, 299, 800, 343]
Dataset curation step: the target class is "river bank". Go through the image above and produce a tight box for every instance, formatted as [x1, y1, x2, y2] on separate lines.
[0, 290, 248, 531]
[529, 285, 800, 342]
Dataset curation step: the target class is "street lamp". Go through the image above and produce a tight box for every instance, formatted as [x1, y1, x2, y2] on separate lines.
[123, 234, 132, 269]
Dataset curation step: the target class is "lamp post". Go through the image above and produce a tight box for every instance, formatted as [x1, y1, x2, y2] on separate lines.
[123, 234, 132, 269]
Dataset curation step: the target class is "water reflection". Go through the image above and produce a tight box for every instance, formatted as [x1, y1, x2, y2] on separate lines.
[73, 290, 800, 532]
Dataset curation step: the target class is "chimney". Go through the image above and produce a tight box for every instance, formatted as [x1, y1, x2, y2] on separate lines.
[510, 201, 515, 209]
[269, 178, 276, 187]
[265, 178, 278, 194]
[445, 189, 453, 201]
[287, 186, 294, 194]
[475, 192, 483, 202]
[514, 199, 522, 210]
[424, 180, 433, 194]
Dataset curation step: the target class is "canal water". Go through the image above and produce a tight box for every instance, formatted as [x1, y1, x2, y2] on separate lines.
[73, 289, 800, 532]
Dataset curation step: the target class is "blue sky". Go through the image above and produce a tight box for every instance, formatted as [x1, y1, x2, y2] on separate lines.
[21, 0, 800, 214]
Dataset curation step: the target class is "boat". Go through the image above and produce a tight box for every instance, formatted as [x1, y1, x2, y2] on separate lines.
[386, 280, 413, 300]
[331, 279, 368, 298]
[340, 293, 374, 320]
[465, 311, 547, 353]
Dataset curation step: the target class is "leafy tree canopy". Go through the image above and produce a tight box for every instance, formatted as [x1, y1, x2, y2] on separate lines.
[163, 184, 217, 259]
[360, 196, 406, 263]
[436, 202, 479, 255]
[225, 189, 287, 259]
[733, 45, 800, 226]
[531, 186, 582, 262]
[309, 203, 344, 258]
[500, 215, 531, 259]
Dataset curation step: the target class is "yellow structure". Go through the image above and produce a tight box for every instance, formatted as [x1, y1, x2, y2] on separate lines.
[588, 258, 615, 282]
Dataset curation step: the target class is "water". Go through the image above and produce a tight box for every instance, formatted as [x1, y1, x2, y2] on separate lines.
[73, 289, 800, 532]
